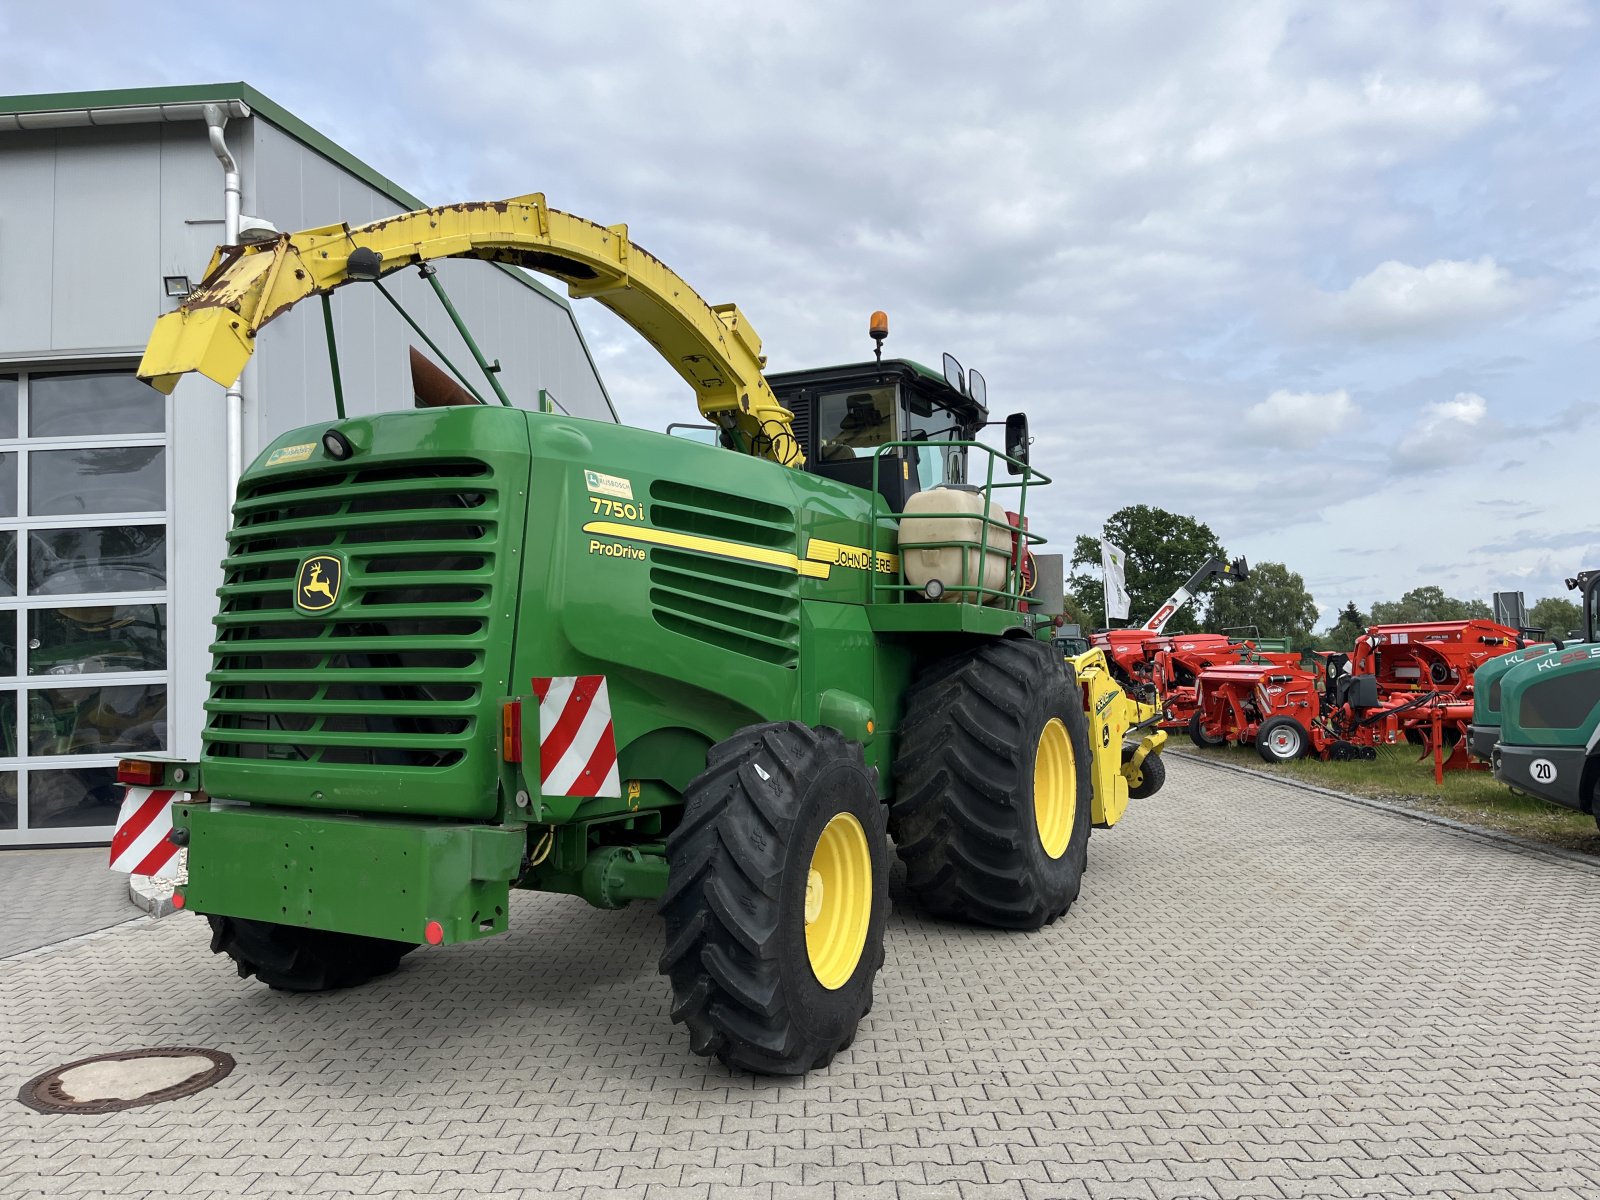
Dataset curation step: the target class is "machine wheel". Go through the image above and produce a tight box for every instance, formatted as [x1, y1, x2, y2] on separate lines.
[891, 638, 1093, 930]
[1188, 713, 1226, 749]
[1126, 751, 1166, 799]
[1256, 716, 1309, 763]
[206, 915, 416, 992]
[658, 722, 889, 1075]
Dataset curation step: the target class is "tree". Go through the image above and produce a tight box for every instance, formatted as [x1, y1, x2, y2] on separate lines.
[1369, 586, 1491, 625]
[1058, 592, 1089, 630]
[1528, 596, 1583, 640]
[1318, 602, 1368, 653]
[1204, 561, 1319, 646]
[1067, 504, 1224, 634]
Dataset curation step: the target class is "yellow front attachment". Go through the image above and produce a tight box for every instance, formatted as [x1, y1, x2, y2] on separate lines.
[1070, 648, 1134, 827]
[1033, 717, 1077, 858]
[805, 813, 872, 990]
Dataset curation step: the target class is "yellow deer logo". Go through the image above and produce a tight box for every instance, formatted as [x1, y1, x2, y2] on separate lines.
[295, 555, 342, 612]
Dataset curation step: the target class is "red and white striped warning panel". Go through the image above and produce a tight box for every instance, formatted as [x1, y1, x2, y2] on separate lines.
[108, 788, 183, 879]
[532, 675, 621, 797]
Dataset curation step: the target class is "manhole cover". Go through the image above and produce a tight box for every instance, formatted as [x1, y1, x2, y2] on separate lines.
[17, 1047, 234, 1115]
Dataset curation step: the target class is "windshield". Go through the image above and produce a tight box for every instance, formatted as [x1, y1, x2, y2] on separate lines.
[811, 380, 969, 493]
[903, 391, 967, 490]
[1588, 578, 1599, 642]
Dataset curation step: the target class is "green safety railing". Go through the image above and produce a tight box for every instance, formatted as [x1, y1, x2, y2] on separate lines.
[868, 440, 1050, 608]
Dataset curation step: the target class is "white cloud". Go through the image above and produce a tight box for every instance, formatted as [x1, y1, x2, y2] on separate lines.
[1318, 257, 1532, 337]
[1242, 388, 1358, 448]
[1393, 392, 1491, 468]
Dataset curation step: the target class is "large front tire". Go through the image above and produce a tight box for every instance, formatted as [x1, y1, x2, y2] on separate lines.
[891, 639, 1093, 930]
[659, 722, 889, 1075]
[206, 915, 415, 992]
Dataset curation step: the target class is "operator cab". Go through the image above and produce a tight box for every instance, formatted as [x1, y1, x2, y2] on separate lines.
[1570, 570, 1599, 642]
[766, 358, 987, 511]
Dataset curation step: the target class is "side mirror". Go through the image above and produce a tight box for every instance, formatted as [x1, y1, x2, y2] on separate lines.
[942, 352, 965, 397]
[1004, 412, 1030, 474]
[968, 369, 986, 408]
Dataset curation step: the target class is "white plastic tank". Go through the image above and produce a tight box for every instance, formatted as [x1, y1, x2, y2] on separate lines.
[900, 486, 1014, 603]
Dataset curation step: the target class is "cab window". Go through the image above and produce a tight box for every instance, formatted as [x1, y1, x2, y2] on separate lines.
[814, 386, 897, 462]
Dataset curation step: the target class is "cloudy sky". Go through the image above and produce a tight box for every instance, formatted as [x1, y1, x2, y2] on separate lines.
[4, 1, 1596, 623]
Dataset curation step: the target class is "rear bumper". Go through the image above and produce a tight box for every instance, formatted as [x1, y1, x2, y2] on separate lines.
[173, 800, 524, 945]
[1491, 744, 1588, 812]
[1466, 723, 1498, 762]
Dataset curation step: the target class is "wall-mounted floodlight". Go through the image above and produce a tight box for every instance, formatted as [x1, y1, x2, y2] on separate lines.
[163, 276, 192, 298]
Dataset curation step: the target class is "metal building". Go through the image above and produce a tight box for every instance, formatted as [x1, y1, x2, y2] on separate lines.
[0, 84, 615, 847]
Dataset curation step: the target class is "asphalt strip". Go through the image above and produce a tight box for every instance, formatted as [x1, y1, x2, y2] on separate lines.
[1171, 747, 1600, 879]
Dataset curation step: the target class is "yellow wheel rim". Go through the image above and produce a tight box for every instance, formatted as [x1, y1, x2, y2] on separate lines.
[1033, 717, 1076, 859]
[804, 812, 873, 990]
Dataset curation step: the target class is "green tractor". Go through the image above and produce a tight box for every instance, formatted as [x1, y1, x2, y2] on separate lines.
[1486, 570, 1600, 827]
[125, 196, 1161, 1074]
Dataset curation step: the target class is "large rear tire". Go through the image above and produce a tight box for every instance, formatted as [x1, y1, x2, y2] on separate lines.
[891, 639, 1093, 930]
[659, 722, 889, 1075]
[206, 915, 416, 992]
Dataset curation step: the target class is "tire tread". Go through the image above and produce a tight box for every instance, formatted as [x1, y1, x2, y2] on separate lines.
[659, 721, 886, 1075]
[890, 639, 1092, 930]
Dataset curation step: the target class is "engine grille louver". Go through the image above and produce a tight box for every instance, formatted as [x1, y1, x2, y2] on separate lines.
[646, 481, 800, 666]
[203, 459, 497, 770]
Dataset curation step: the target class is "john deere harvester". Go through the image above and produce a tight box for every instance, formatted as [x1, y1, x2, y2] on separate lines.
[124, 195, 1163, 1074]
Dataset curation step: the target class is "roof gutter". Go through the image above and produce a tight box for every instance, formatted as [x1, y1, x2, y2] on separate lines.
[0, 99, 251, 132]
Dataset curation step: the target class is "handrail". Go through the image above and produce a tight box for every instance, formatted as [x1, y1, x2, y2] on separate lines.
[867, 440, 1049, 609]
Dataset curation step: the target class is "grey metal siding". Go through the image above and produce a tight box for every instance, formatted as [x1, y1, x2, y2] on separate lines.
[0, 124, 224, 359]
[0, 133, 55, 354]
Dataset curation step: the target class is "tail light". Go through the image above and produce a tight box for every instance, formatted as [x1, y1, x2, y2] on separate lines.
[117, 759, 162, 787]
[501, 700, 523, 763]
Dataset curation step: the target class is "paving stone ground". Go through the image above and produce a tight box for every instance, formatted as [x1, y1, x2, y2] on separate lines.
[3, 755, 1599, 1200]
[1, 847, 137, 957]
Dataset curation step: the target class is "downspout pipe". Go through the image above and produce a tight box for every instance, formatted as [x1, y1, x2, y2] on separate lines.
[203, 104, 244, 493]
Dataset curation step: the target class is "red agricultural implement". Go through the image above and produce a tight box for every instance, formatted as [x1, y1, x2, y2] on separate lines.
[1088, 554, 1254, 706]
[1188, 618, 1529, 775]
[1092, 629, 1296, 729]
[1152, 634, 1299, 732]
[1350, 619, 1520, 698]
